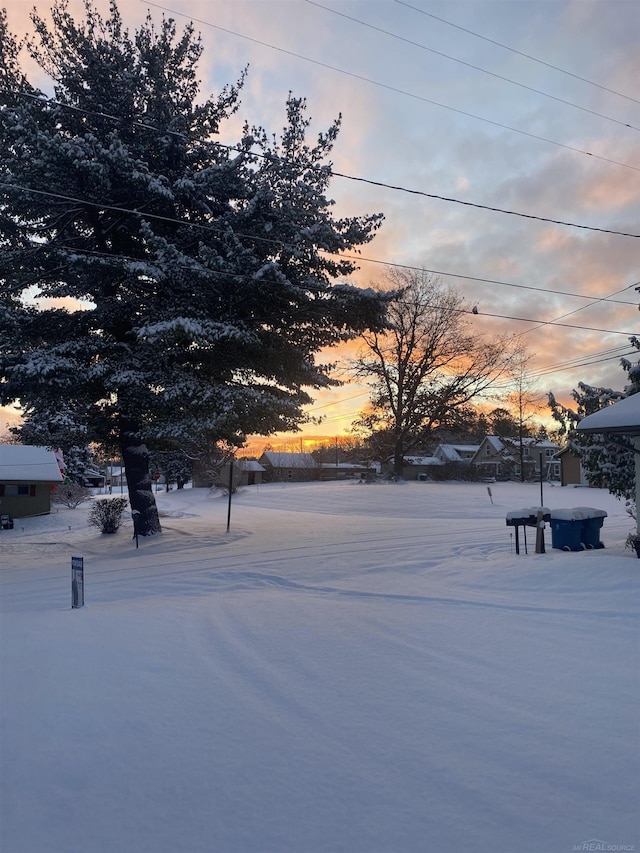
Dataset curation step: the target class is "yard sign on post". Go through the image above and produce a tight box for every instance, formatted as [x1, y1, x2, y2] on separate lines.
[71, 555, 84, 608]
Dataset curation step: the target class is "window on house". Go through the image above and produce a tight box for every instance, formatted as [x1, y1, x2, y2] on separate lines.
[3, 484, 33, 496]
[485, 445, 491, 456]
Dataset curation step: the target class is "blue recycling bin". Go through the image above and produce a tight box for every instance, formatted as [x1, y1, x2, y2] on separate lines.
[550, 508, 607, 551]
[550, 514, 585, 551]
[574, 507, 607, 549]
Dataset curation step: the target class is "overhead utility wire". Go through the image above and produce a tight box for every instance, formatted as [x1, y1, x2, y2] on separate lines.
[9, 92, 639, 238]
[395, 0, 640, 106]
[13, 244, 634, 323]
[391, 295, 634, 336]
[317, 167, 640, 235]
[141, 0, 639, 173]
[1, 218, 632, 339]
[310, 347, 638, 415]
[509, 281, 640, 340]
[306, 0, 638, 131]
[539, 343, 637, 369]
[532, 350, 638, 379]
[329, 250, 637, 306]
[2, 181, 637, 312]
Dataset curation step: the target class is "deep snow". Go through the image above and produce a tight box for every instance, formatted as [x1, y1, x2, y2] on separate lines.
[1, 479, 638, 853]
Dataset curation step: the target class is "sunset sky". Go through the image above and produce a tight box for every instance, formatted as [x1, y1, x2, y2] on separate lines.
[2, 0, 639, 453]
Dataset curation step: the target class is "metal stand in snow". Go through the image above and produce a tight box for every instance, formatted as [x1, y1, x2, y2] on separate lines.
[132, 510, 140, 549]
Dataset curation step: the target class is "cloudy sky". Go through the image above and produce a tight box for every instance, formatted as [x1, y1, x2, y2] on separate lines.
[3, 0, 639, 449]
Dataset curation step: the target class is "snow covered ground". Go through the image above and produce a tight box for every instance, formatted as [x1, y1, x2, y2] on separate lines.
[1, 479, 638, 853]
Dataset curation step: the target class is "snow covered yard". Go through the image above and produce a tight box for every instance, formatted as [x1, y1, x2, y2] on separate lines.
[1, 480, 638, 853]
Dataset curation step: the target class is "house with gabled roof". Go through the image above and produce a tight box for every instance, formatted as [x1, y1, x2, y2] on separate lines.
[0, 445, 64, 519]
[470, 436, 560, 480]
[382, 455, 442, 481]
[433, 444, 479, 464]
[258, 451, 319, 482]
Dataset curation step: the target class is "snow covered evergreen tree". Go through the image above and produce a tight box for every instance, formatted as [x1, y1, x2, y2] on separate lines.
[549, 337, 640, 501]
[0, 2, 386, 534]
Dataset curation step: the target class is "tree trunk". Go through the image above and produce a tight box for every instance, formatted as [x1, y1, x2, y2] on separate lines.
[119, 418, 162, 536]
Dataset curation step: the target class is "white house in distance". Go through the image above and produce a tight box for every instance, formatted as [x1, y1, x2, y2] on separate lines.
[258, 451, 319, 482]
[0, 444, 63, 519]
[577, 393, 640, 536]
[433, 444, 479, 465]
[471, 436, 560, 480]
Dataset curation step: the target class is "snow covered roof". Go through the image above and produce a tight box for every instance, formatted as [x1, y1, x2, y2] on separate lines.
[260, 451, 318, 468]
[490, 436, 558, 448]
[403, 456, 442, 466]
[239, 460, 266, 472]
[318, 462, 372, 469]
[577, 393, 640, 436]
[0, 445, 64, 483]
[436, 444, 479, 461]
[485, 436, 505, 451]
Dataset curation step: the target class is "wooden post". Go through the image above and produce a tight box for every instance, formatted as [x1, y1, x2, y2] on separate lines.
[535, 509, 545, 554]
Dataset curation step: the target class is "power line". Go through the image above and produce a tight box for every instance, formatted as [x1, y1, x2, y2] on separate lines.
[454, 305, 634, 337]
[140, 0, 640, 173]
[8, 92, 639, 237]
[3, 228, 634, 338]
[325, 170, 640, 236]
[305, 348, 638, 418]
[532, 350, 638, 379]
[509, 281, 640, 340]
[3, 188, 637, 316]
[306, 0, 639, 132]
[394, 0, 640, 106]
[537, 343, 635, 371]
[329, 251, 639, 306]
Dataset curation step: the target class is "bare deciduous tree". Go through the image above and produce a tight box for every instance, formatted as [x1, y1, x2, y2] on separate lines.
[503, 345, 545, 481]
[351, 268, 518, 478]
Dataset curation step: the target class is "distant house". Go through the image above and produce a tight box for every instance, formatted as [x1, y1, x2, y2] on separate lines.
[556, 446, 588, 486]
[318, 462, 378, 481]
[258, 451, 319, 482]
[192, 459, 266, 489]
[383, 455, 442, 481]
[470, 436, 560, 481]
[218, 459, 267, 488]
[0, 445, 64, 519]
[238, 460, 266, 486]
[433, 444, 479, 464]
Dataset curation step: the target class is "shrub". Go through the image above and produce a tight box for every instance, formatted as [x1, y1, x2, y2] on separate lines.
[88, 497, 128, 534]
[51, 482, 94, 509]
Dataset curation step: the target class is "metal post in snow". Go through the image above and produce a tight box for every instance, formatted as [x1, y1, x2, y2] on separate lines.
[131, 510, 140, 549]
[71, 555, 84, 608]
[539, 452, 544, 506]
[226, 460, 233, 532]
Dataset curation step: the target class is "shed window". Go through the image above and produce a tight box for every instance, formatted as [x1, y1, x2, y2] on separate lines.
[1, 484, 35, 496]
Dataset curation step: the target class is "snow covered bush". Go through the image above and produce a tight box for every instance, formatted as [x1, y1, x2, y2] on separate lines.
[51, 482, 93, 509]
[88, 498, 128, 535]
